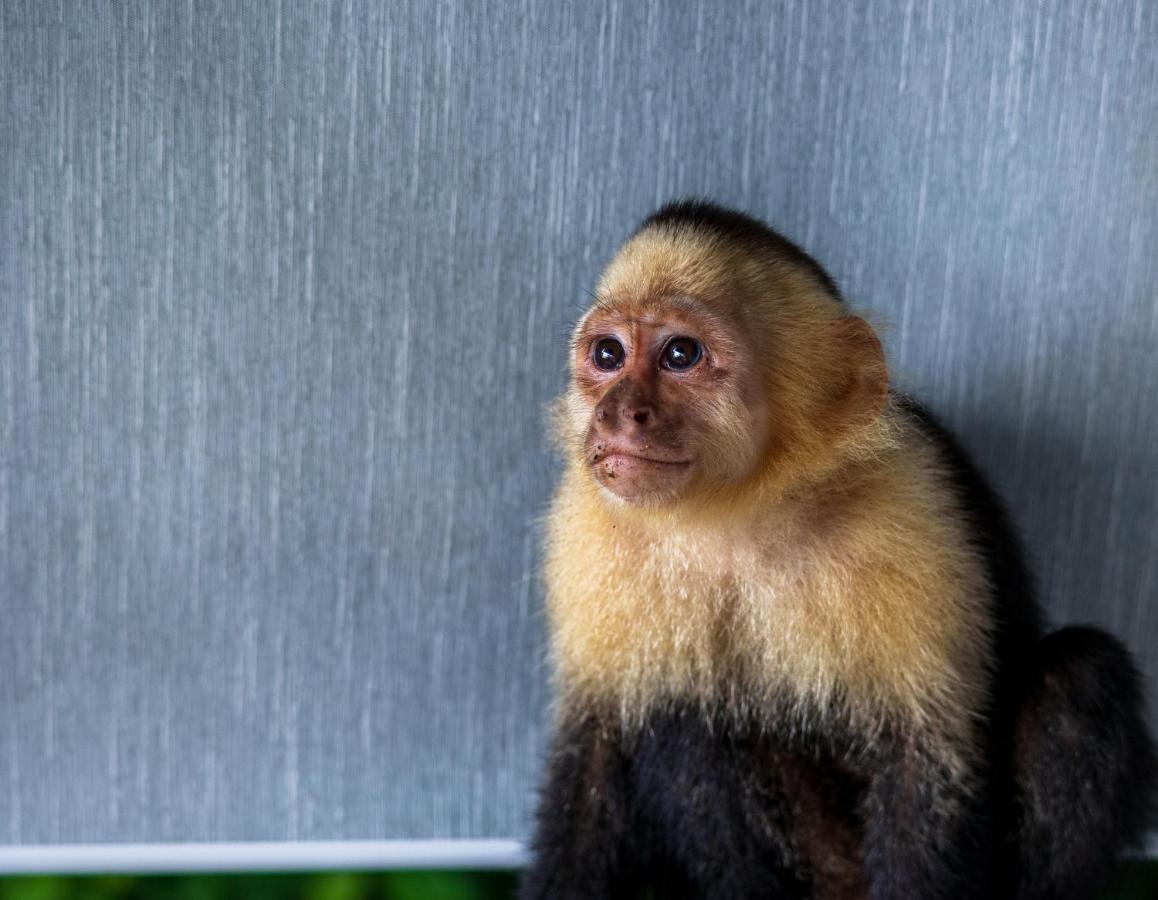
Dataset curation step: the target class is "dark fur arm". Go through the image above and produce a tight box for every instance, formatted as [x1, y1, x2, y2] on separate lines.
[630, 708, 809, 899]
[520, 711, 636, 900]
[860, 734, 991, 900]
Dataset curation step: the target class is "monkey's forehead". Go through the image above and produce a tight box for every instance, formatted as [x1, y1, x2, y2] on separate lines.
[593, 227, 839, 319]
[596, 229, 745, 303]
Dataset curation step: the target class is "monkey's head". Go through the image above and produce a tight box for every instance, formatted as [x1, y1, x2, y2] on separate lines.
[559, 201, 888, 509]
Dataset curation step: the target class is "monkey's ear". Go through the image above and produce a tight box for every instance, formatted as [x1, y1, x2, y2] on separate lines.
[830, 316, 888, 428]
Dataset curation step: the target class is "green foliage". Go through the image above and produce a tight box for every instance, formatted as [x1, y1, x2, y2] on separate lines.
[1099, 860, 1158, 900]
[0, 864, 1154, 899]
[0, 871, 519, 900]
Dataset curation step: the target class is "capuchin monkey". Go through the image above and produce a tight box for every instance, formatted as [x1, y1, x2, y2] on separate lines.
[521, 201, 1155, 900]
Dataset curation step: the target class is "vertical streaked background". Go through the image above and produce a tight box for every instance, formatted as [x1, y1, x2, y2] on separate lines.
[1, 0, 1155, 844]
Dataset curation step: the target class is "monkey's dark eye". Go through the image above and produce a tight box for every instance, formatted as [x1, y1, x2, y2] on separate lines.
[661, 337, 702, 371]
[592, 337, 625, 371]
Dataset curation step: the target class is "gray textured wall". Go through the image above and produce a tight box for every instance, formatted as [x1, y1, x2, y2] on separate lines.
[1, 0, 1155, 845]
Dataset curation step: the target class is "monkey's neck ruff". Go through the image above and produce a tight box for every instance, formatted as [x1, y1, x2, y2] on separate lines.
[545, 407, 992, 768]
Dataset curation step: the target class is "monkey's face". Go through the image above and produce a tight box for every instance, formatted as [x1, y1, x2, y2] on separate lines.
[566, 300, 769, 506]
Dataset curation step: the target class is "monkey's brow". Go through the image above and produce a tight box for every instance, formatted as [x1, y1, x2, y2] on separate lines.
[588, 292, 711, 317]
[654, 294, 712, 316]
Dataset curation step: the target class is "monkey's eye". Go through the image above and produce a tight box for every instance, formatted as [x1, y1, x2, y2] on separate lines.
[661, 337, 702, 371]
[592, 337, 625, 371]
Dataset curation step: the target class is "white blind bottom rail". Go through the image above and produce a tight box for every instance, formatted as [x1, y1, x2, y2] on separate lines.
[0, 839, 529, 874]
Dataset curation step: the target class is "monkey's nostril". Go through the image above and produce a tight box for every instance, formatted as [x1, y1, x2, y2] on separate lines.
[633, 410, 650, 424]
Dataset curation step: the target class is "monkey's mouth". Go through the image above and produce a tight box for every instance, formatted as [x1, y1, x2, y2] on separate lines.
[589, 443, 690, 469]
[588, 443, 693, 502]
[596, 451, 690, 470]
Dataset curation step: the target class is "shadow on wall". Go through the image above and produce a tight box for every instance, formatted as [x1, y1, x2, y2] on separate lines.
[945, 374, 1157, 715]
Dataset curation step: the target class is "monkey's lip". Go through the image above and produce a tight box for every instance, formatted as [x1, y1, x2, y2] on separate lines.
[590, 447, 691, 468]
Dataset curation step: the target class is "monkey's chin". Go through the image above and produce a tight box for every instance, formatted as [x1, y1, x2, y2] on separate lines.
[590, 454, 694, 506]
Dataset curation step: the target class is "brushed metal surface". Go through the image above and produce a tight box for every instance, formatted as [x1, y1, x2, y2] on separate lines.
[1, 0, 1155, 842]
